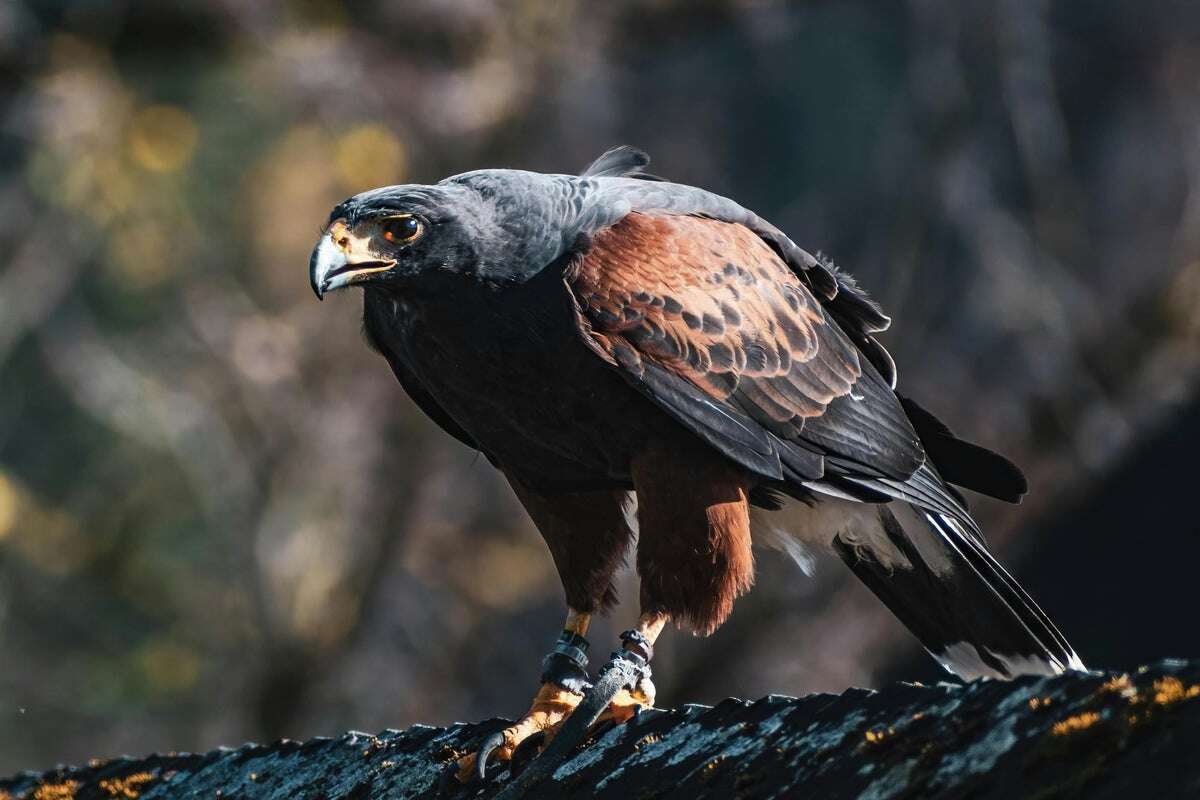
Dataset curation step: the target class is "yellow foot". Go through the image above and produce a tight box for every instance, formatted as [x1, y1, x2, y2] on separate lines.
[456, 683, 581, 782]
[456, 678, 656, 782]
[593, 679, 656, 727]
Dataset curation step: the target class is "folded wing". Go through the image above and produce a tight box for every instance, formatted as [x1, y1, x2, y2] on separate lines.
[566, 211, 925, 490]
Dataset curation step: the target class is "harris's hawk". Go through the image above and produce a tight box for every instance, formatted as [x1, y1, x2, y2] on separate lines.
[309, 146, 1083, 785]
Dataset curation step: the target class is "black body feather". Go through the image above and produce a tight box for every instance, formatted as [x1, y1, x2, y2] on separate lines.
[319, 145, 1080, 683]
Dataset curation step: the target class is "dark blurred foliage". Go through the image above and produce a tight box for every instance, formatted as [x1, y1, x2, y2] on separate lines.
[1, 0, 1198, 774]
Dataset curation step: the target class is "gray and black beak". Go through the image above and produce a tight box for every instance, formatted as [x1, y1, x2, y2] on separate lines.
[309, 219, 395, 299]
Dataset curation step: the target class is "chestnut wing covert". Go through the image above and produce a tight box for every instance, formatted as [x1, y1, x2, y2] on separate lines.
[566, 212, 925, 489]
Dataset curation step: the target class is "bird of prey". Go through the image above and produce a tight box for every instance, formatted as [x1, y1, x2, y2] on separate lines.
[309, 146, 1083, 785]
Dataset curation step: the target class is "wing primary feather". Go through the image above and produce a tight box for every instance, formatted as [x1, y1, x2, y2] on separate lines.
[899, 394, 1028, 503]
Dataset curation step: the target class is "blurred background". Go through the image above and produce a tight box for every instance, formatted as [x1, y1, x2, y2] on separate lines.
[1, 0, 1199, 774]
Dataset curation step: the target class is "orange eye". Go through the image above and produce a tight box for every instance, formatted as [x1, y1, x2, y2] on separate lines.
[381, 215, 422, 244]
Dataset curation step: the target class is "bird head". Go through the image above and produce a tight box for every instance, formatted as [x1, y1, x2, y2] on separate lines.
[310, 172, 571, 299]
[309, 184, 464, 299]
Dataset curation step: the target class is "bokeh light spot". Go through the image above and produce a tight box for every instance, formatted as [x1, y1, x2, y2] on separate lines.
[137, 639, 201, 695]
[0, 472, 19, 541]
[128, 105, 199, 173]
[0, 472, 87, 574]
[334, 124, 405, 191]
[245, 124, 341, 297]
[105, 220, 177, 290]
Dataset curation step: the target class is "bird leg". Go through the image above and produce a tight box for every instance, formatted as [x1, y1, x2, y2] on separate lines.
[456, 609, 593, 782]
[491, 613, 668, 798]
[592, 612, 665, 725]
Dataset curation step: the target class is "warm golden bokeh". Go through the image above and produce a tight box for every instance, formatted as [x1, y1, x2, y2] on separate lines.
[105, 219, 178, 290]
[0, 473, 18, 541]
[245, 125, 344, 298]
[127, 105, 199, 174]
[335, 124, 407, 193]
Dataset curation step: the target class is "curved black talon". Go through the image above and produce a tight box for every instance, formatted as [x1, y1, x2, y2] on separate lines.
[508, 730, 546, 778]
[475, 730, 506, 782]
[465, 631, 592, 788]
[493, 651, 648, 800]
[586, 717, 617, 743]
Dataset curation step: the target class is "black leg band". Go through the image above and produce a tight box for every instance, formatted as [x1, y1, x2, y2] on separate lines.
[553, 631, 590, 668]
[539, 631, 592, 694]
[600, 630, 652, 688]
[619, 629, 654, 663]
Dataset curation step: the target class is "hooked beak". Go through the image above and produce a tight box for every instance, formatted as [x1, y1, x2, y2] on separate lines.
[309, 219, 396, 299]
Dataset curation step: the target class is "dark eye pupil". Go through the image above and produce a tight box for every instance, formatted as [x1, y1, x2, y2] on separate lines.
[385, 217, 419, 241]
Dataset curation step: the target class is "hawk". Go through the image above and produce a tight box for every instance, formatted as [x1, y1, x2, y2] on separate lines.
[309, 146, 1083, 784]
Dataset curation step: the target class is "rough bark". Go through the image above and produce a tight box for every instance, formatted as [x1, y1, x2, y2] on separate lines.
[3, 660, 1196, 799]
